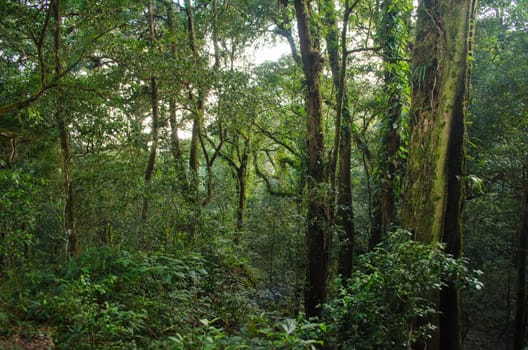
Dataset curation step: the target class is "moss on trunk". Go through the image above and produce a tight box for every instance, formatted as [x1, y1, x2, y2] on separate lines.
[402, 0, 477, 348]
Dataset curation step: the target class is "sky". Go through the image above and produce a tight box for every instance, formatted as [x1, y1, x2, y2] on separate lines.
[252, 40, 291, 65]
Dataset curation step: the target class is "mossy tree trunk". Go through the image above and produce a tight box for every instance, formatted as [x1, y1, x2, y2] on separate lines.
[53, 0, 78, 259]
[322, 0, 356, 281]
[401, 0, 477, 348]
[294, 0, 329, 318]
[370, 0, 410, 248]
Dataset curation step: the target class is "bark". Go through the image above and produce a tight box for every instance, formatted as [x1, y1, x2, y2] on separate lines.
[220, 136, 249, 243]
[185, 0, 204, 177]
[185, 0, 201, 206]
[402, 0, 477, 348]
[235, 161, 247, 241]
[165, 2, 183, 165]
[141, 76, 160, 224]
[53, 0, 78, 259]
[514, 170, 528, 350]
[336, 113, 354, 280]
[322, 0, 355, 280]
[189, 98, 204, 175]
[236, 139, 250, 237]
[294, 0, 329, 318]
[141, 0, 160, 225]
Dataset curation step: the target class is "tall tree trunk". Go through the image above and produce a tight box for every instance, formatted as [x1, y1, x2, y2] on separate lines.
[235, 140, 250, 240]
[141, 75, 160, 224]
[294, 0, 329, 318]
[53, 0, 78, 259]
[184, 0, 207, 242]
[401, 0, 477, 348]
[322, 0, 355, 280]
[514, 163, 528, 350]
[185, 0, 202, 177]
[141, 0, 160, 225]
[165, 2, 183, 166]
[370, 0, 410, 247]
[235, 164, 247, 242]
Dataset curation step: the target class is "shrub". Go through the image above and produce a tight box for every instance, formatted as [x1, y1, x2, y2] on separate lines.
[325, 230, 483, 349]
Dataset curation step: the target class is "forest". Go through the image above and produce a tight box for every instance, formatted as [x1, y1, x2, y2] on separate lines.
[0, 0, 526, 349]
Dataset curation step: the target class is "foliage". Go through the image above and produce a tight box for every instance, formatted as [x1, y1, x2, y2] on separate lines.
[0, 0, 520, 348]
[0, 168, 47, 272]
[156, 314, 324, 350]
[325, 230, 482, 349]
[4, 247, 259, 349]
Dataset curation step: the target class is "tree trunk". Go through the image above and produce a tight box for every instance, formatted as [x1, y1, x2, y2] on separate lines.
[370, 0, 410, 248]
[322, 0, 355, 280]
[235, 140, 250, 240]
[53, 0, 78, 259]
[189, 102, 203, 175]
[185, 0, 202, 178]
[375, 0, 409, 246]
[401, 0, 477, 348]
[141, 76, 160, 224]
[514, 169, 528, 350]
[294, 0, 329, 318]
[336, 113, 354, 280]
[184, 0, 207, 242]
[165, 2, 183, 166]
[169, 99, 182, 163]
[141, 0, 160, 225]
[235, 165, 247, 242]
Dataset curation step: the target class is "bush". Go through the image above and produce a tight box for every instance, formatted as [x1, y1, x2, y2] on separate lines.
[325, 230, 483, 349]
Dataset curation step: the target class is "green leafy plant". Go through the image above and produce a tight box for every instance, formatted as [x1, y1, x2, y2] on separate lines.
[325, 230, 482, 349]
[8, 247, 258, 349]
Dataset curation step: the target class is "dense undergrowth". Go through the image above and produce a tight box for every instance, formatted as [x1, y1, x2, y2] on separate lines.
[0, 232, 480, 349]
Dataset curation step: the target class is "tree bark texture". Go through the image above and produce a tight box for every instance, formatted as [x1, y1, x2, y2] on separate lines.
[53, 0, 78, 258]
[294, 0, 329, 318]
[402, 0, 477, 348]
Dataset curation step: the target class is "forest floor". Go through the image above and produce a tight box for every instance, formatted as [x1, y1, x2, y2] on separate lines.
[0, 326, 54, 349]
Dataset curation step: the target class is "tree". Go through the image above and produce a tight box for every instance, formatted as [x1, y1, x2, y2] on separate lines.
[401, 0, 477, 347]
[294, 0, 329, 318]
[141, 0, 161, 225]
[53, 0, 78, 258]
[321, 0, 357, 281]
[369, 0, 411, 248]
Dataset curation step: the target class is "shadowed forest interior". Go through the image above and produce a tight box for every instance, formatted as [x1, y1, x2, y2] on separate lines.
[0, 0, 527, 349]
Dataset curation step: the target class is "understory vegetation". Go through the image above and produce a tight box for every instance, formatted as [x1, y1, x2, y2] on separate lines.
[1, 233, 480, 349]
